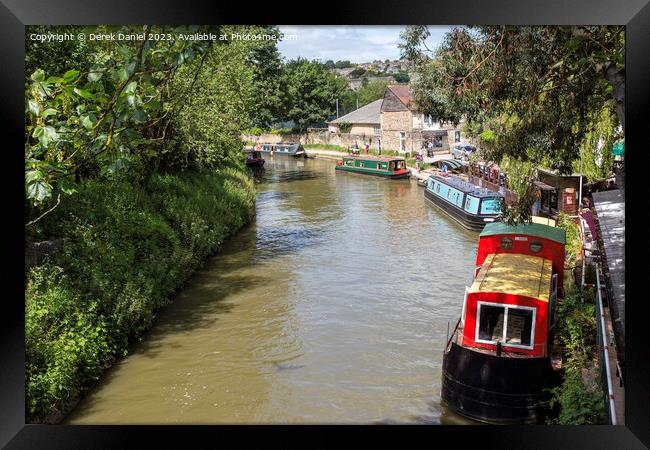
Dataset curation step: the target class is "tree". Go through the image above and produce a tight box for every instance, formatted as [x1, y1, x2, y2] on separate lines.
[25, 26, 92, 81]
[244, 26, 287, 129]
[400, 25, 624, 221]
[161, 26, 255, 171]
[24, 25, 264, 225]
[393, 71, 410, 83]
[282, 59, 348, 132]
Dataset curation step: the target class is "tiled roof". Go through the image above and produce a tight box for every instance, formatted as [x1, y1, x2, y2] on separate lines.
[387, 85, 412, 109]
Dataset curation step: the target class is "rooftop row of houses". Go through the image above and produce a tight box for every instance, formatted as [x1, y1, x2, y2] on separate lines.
[328, 85, 464, 153]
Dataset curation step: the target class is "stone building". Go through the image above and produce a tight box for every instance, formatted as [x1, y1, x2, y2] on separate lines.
[327, 99, 382, 144]
[379, 85, 462, 154]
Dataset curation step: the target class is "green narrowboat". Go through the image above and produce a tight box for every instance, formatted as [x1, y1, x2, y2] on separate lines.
[335, 155, 410, 179]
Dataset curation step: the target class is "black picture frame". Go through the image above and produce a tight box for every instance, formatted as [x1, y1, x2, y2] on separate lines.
[2, 0, 647, 448]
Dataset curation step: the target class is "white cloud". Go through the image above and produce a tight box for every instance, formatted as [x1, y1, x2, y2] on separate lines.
[277, 25, 454, 63]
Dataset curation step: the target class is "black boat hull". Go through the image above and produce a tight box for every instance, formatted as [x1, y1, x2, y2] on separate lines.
[424, 187, 497, 231]
[441, 342, 561, 424]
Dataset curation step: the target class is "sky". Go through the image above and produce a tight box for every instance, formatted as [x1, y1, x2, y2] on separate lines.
[277, 26, 455, 63]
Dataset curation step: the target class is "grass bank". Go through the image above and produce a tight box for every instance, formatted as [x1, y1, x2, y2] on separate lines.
[25, 165, 256, 422]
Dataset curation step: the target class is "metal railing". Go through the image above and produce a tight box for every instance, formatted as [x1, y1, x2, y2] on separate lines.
[580, 209, 618, 424]
[595, 264, 618, 424]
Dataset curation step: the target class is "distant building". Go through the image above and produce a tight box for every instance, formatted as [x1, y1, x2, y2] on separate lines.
[380, 85, 462, 153]
[327, 99, 382, 140]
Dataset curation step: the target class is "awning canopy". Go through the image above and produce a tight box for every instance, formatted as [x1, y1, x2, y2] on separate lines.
[435, 159, 465, 169]
[534, 180, 556, 191]
[422, 130, 449, 137]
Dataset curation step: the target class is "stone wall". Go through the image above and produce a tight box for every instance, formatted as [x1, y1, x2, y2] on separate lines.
[380, 110, 413, 151]
[242, 131, 381, 150]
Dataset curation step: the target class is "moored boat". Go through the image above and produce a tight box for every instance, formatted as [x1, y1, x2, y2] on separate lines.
[244, 149, 265, 167]
[334, 155, 410, 179]
[258, 142, 306, 157]
[424, 174, 503, 231]
[441, 221, 566, 424]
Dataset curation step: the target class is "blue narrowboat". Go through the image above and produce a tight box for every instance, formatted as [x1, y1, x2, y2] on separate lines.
[424, 174, 503, 231]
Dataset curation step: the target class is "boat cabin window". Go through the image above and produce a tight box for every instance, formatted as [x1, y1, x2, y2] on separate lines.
[435, 183, 440, 193]
[479, 197, 502, 215]
[359, 161, 364, 168]
[476, 302, 535, 350]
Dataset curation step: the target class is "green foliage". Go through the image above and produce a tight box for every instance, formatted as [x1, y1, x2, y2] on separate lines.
[246, 26, 288, 128]
[282, 59, 348, 132]
[270, 128, 293, 135]
[393, 71, 410, 83]
[161, 28, 255, 171]
[335, 60, 352, 69]
[24, 25, 215, 213]
[350, 67, 366, 78]
[340, 79, 388, 116]
[245, 127, 266, 136]
[572, 106, 617, 181]
[338, 122, 353, 133]
[499, 156, 535, 225]
[400, 25, 624, 178]
[558, 212, 582, 267]
[25, 26, 92, 82]
[548, 286, 605, 424]
[25, 167, 255, 421]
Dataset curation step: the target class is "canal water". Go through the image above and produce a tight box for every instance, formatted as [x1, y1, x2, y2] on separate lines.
[66, 156, 479, 424]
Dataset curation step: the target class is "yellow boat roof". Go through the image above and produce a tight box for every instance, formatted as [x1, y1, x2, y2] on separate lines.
[531, 216, 556, 227]
[469, 253, 553, 302]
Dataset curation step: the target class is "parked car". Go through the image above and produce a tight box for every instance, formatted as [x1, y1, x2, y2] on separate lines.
[451, 144, 476, 160]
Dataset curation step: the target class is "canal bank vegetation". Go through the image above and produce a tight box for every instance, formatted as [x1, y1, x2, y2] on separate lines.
[25, 25, 264, 422]
[547, 214, 605, 423]
[547, 286, 605, 424]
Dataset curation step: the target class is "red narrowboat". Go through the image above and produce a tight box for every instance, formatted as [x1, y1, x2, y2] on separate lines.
[441, 221, 566, 424]
[244, 149, 265, 167]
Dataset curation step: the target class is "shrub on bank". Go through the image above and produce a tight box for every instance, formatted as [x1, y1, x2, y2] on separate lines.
[25, 166, 256, 422]
[548, 286, 605, 424]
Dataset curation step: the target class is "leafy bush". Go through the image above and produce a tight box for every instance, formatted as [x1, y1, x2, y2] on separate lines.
[558, 213, 582, 266]
[548, 286, 605, 424]
[244, 127, 266, 136]
[270, 128, 293, 135]
[25, 165, 255, 422]
[338, 122, 352, 133]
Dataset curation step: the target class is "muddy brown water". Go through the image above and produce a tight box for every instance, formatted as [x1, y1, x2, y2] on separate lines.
[66, 156, 479, 424]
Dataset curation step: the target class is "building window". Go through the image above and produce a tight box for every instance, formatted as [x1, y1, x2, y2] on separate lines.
[433, 136, 443, 148]
[476, 302, 536, 350]
[374, 125, 380, 136]
[455, 131, 461, 143]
